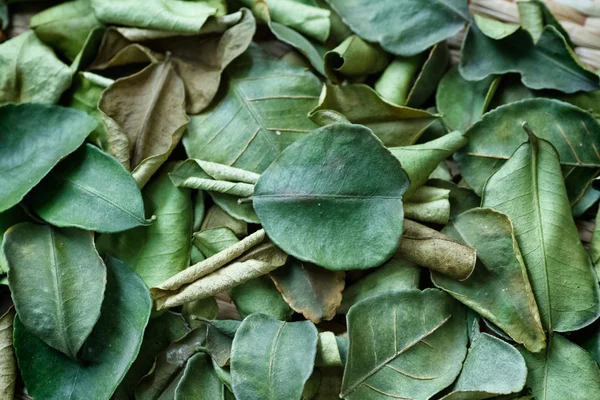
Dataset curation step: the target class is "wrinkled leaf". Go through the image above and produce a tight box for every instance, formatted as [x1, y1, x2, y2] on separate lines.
[482, 128, 600, 332]
[254, 123, 409, 270]
[31, 144, 150, 232]
[432, 208, 546, 352]
[99, 59, 189, 187]
[5, 223, 106, 359]
[456, 98, 600, 203]
[0, 103, 96, 212]
[324, 0, 469, 56]
[194, 228, 240, 258]
[14, 256, 152, 400]
[309, 83, 438, 146]
[338, 256, 420, 314]
[270, 258, 345, 323]
[231, 313, 318, 400]
[96, 163, 192, 288]
[0, 31, 72, 104]
[341, 289, 467, 399]
[201, 205, 248, 238]
[0, 307, 15, 399]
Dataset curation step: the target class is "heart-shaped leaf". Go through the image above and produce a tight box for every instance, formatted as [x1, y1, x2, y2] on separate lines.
[31, 143, 151, 233]
[14, 256, 152, 400]
[0, 103, 96, 212]
[341, 289, 468, 399]
[231, 313, 318, 400]
[482, 127, 600, 332]
[254, 123, 409, 270]
[5, 223, 106, 358]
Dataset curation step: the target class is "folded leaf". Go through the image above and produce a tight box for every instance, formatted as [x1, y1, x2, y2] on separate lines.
[390, 130, 467, 198]
[96, 163, 192, 288]
[517, 0, 572, 46]
[270, 258, 345, 323]
[324, 35, 389, 83]
[341, 289, 468, 399]
[154, 239, 288, 309]
[5, 223, 106, 359]
[482, 128, 600, 332]
[436, 66, 499, 132]
[404, 185, 451, 225]
[308, 83, 438, 146]
[432, 208, 546, 353]
[0, 31, 72, 104]
[440, 333, 527, 400]
[315, 332, 345, 367]
[90, 0, 223, 32]
[183, 44, 321, 174]
[456, 98, 600, 203]
[518, 334, 600, 400]
[254, 123, 409, 270]
[428, 179, 481, 219]
[99, 59, 189, 187]
[201, 205, 248, 238]
[338, 256, 420, 314]
[397, 219, 476, 280]
[231, 314, 318, 400]
[0, 307, 15, 399]
[194, 228, 240, 258]
[324, 0, 469, 56]
[175, 352, 228, 400]
[374, 54, 423, 105]
[404, 42, 450, 108]
[460, 25, 600, 93]
[14, 256, 152, 400]
[114, 311, 189, 400]
[229, 275, 293, 321]
[0, 103, 96, 212]
[31, 144, 150, 232]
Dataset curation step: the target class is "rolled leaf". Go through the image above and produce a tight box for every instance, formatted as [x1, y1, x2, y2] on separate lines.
[270, 258, 345, 323]
[308, 83, 438, 146]
[5, 223, 106, 359]
[254, 124, 409, 271]
[14, 256, 152, 400]
[374, 54, 423, 105]
[0, 104, 96, 212]
[397, 219, 476, 281]
[324, 35, 389, 83]
[341, 289, 468, 399]
[432, 208, 546, 352]
[482, 127, 600, 332]
[404, 186, 451, 225]
[231, 314, 318, 400]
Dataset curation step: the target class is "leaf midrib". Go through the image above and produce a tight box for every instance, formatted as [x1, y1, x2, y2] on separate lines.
[48, 228, 73, 358]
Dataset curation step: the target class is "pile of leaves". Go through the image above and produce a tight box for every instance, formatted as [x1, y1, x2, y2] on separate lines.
[2, 0, 600, 399]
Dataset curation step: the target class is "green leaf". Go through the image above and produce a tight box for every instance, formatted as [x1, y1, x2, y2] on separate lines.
[473, 14, 519, 40]
[374, 53, 424, 106]
[341, 289, 468, 399]
[517, 0, 572, 46]
[460, 25, 600, 93]
[154, 238, 288, 310]
[0, 31, 72, 104]
[0, 307, 15, 399]
[175, 352, 228, 400]
[0, 206, 30, 273]
[201, 205, 248, 238]
[254, 123, 409, 270]
[440, 333, 527, 400]
[432, 208, 546, 353]
[308, 83, 439, 146]
[30, 0, 103, 61]
[390, 130, 467, 198]
[182, 297, 219, 328]
[14, 256, 152, 400]
[338, 256, 420, 314]
[96, 163, 192, 288]
[436, 66, 499, 132]
[405, 43, 450, 108]
[229, 275, 293, 321]
[428, 179, 481, 219]
[30, 143, 150, 232]
[99, 59, 189, 187]
[5, 223, 106, 359]
[183, 44, 321, 174]
[518, 335, 600, 400]
[270, 258, 345, 323]
[456, 98, 600, 203]
[482, 128, 600, 332]
[324, 0, 469, 56]
[194, 228, 240, 258]
[114, 311, 190, 400]
[231, 313, 318, 400]
[404, 186, 451, 225]
[397, 219, 476, 281]
[0, 103, 96, 212]
[324, 35, 389, 83]
[90, 0, 223, 32]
